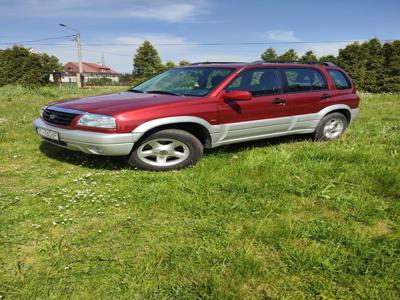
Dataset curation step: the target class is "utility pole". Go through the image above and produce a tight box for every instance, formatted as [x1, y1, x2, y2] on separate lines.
[76, 33, 83, 88]
[59, 23, 83, 88]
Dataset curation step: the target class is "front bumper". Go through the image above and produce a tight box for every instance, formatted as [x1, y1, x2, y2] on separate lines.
[33, 118, 138, 156]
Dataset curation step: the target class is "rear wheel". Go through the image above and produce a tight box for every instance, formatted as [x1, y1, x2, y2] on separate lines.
[128, 129, 203, 171]
[314, 112, 348, 140]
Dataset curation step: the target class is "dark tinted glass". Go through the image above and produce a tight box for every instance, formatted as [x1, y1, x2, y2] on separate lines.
[226, 68, 282, 96]
[327, 69, 352, 89]
[283, 68, 328, 92]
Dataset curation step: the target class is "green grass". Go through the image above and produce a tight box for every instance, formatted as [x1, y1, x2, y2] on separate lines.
[0, 86, 399, 299]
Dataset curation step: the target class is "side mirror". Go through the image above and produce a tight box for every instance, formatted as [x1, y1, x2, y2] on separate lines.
[223, 90, 252, 101]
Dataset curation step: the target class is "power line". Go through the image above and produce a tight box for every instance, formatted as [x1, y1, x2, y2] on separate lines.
[1, 38, 398, 47]
[86, 38, 399, 46]
[0, 35, 76, 45]
[84, 48, 133, 57]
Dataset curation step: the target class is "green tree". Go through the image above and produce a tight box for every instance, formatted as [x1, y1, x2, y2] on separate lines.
[132, 41, 164, 84]
[337, 42, 367, 90]
[278, 49, 298, 61]
[383, 40, 400, 92]
[301, 50, 317, 61]
[0, 46, 62, 86]
[179, 60, 190, 66]
[261, 47, 278, 61]
[362, 39, 385, 92]
[165, 60, 177, 70]
[319, 55, 338, 65]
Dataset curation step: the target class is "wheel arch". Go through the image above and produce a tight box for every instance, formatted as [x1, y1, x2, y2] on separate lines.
[132, 117, 215, 148]
[319, 104, 352, 123]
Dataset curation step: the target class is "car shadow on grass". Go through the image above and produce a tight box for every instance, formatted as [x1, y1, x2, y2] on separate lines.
[39, 134, 314, 170]
[39, 142, 130, 170]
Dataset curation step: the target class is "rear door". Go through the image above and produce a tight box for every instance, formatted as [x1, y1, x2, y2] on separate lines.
[218, 67, 292, 142]
[281, 67, 330, 130]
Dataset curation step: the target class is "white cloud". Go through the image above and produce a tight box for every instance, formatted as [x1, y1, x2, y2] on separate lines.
[264, 30, 299, 42]
[0, 0, 209, 22]
[124, 3, 198, 22]
[295, 42, 350, 57]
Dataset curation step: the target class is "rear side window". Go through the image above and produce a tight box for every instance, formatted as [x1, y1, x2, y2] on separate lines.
[327, 69, 352, 89]
[226, 68, 282, 96]
[283, 68, 328, 93]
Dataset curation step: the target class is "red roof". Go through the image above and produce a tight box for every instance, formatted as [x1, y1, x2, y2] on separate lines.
[64, 62, 119, 75]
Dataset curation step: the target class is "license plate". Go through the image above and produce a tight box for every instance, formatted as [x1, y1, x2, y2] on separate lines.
[37, 127, 59, 141]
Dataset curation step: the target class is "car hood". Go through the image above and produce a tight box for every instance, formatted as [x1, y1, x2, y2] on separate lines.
[49, 92, 198, 115]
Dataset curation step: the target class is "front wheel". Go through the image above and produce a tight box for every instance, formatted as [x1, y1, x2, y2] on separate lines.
[128, 129, 203, 171]
[314, 112, 348, 141]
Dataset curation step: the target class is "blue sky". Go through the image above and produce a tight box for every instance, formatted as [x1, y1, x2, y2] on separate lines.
[1, 0, 399, 73]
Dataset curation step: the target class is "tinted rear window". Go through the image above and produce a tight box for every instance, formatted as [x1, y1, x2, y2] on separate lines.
[283, 68, 328, 93]
[327, 69, 352, 89]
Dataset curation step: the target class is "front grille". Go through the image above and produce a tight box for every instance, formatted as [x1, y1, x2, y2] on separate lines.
[43, 108, 79, 126]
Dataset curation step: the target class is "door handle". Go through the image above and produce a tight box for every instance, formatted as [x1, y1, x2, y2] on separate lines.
[271, 98, 287, 104]
[320, 93, 332, 99]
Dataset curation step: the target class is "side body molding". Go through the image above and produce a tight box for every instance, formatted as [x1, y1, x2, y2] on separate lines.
[130, 105, 357, 148]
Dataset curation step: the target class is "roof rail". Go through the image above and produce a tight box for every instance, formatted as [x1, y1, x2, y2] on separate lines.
[187, 61, 246, 66]
[251, 60, 336, 66]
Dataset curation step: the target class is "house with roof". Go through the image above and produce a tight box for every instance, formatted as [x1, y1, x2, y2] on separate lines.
[61, 62, 120, 84]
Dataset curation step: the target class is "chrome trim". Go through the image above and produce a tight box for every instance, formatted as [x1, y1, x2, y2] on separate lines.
[46, 106, 87, 115]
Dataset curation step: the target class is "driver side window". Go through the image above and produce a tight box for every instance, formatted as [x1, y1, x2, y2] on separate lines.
[226, 68, 282, 96]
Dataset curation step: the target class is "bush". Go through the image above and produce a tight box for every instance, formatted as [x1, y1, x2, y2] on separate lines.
[0, 46, 62, 87]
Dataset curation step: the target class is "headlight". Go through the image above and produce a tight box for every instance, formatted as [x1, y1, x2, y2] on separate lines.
[39, 106, 47, 117]
[77, 114, 116, 129]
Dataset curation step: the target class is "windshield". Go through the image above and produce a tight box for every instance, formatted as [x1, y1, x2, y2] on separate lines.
[131, 67, 235, 96]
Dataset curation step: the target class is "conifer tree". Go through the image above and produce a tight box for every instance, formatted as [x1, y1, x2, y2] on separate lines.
[337, 42, 367, 90]
[363, 39, 385, 93]
[278, 49, 298, 61]
[132, 41, 164, 81]
[179, 60, 190, 66]
[301, 50, 317, 61]
[165, 61, 176, 70]
[383, 41, 400, 92]
[261, 48, 278, 61]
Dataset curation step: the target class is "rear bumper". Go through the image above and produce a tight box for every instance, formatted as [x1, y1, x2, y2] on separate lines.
[351, 108, 360, 121]
[33, 118, 137, 156]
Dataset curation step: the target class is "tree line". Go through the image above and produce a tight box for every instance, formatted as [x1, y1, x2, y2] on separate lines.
[260, 38, 400, 93]
[133, 38, 400, 93]
[0, 38, 399, 93]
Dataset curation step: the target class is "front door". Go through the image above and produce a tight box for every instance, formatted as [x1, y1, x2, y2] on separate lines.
[217, 67, 291, 143]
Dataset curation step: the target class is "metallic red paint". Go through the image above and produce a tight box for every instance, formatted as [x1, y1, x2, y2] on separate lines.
[45, 63, 359, 133]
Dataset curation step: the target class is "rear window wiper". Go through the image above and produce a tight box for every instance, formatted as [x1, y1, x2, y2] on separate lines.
[146, 90, 183, 96]
[128, 89, 144, 93]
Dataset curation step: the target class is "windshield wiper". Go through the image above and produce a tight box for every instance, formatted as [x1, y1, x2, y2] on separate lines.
[127, 89, 144, 93]
[146, 90, 183, 96]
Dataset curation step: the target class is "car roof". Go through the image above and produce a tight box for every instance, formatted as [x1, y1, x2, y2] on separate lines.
[179, 61, 338, 69]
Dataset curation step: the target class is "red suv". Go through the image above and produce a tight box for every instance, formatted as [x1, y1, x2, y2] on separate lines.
[34, 61, 360, 171]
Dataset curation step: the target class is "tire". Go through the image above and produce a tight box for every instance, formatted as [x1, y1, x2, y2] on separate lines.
[314, 112, 348, 141]
[128, 129, 203, 171]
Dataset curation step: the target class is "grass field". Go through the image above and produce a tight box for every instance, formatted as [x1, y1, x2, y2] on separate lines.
[0, 85, 399, 299]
